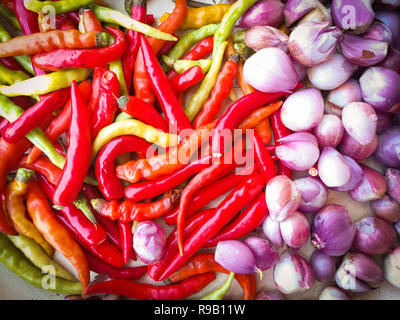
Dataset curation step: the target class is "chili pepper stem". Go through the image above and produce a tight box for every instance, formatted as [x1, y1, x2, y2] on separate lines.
[15, 168, 33, 183]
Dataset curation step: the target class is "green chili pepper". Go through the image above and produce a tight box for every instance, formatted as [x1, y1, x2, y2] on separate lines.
[7, 233, 77, 282]
[109, 60, 129, 96]
[0, 64, 30, 86]
[0, 94, 97, 186]
[232, 30, 247, 43]
[0, 20, 34, 75]
[173, 59, 212, 74]
[0, 4, 21, 31]
[200, 272, 235, 300]
[164, 24, 219, 66]
[213, 0, 258, 56]
[0, 233, 82, 295]
[185, 41, 227, 121]
[0, 69, 90, 97]
[90, 4, 177, 42]
[24, 0, 94, 14]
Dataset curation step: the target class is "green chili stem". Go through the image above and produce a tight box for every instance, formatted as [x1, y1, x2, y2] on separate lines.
[200, 272, 235, 300]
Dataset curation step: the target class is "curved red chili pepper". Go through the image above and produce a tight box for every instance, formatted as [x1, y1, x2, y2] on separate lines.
[19, 156, 62, 186]
[32, 27, 127, 71]
[53, 81, 91, 206]
[95, 136, 151, 200]
[139, 34, 192, 134]
[85, 250, 146, 280]
[118, 220, 134, 264]
[1, 88, 70, 144]
[87, 67, 107, 118]
[117, 96, 169, 133]
[171, 65, 205, 95]
[91, 70, 121, 138]
[124, 155, 212, 202]
[85, 272, 216, 300]
[252, 133, 277, 184]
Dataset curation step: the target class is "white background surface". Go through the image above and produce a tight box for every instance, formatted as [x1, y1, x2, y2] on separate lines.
[0, 0, 399, 300]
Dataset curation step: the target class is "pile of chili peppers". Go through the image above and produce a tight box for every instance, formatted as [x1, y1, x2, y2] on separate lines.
[0, 0, 300, 300]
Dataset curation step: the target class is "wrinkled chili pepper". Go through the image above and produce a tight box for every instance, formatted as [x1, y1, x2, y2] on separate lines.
[159, 4, 231, 30]
[85, 272, 216, 299]
[193, 54, 239, 128]
[81, 8, 104, 33]
[156, 172, 264, 281]
[122, 0, 147, 95]
[118, 189, 182, 222]
[115, 122, 214, 184]
[171, 65, 205, 95]
[252, 134, 277, 184]
[0, 29, 107, 58]
[200, 272, 235, 300]
[117, 96, 169, 133]
[38, 12, 77, 32]
[133, 0, 186, 105]
[26, 80, 92, 164]
[168, 253, 257, 300]
[24, 0, 93, 14]
[0, 68, 90, 97]
[163, 165, 254, 225]
[2, 88, 70, 144]
[7, 233, 76, 281]
[204, 192, 268, 248]
[0, 233, 83, 294]
[95, 136, 151, 200]
[118, 220, 134, 264]
[91, 70, 120, 138]
[124, 155, 212, 201]
[237, 101, 283, 131]
[5, 168, 54, 257]
[32, 27, 126, 71]
[140, 34, 192, 134]
[53, 81, 91, 206]
[26, 180, 90, 294]
[84, 250, 146, 280]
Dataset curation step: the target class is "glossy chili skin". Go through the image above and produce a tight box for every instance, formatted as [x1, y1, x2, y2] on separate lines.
[124, 155, 212, 202]
[95, 135, 151, 200]
[253, 133, 277, 184]
[171, 65, 205, 94]
[139, 34, 192, 134]
[1, 88, 70, 143]
[32, 27, 127, 71]
[19, 156, 62, 186]
[85, 272, 216, 300]
[85, 250, 146, 280]
[204, 192, 268, 247]
[37, 174, 108, 247]
[163, 165, 254, 225]
[117, 96, 169, 133]
[168, 253, 257, 300]
[53, 81, 91, 206]
[118, 220, 134, 264]
[0, 189, 18, 235]
[91, 70, 121, 138]
[156, 172, 265, 281]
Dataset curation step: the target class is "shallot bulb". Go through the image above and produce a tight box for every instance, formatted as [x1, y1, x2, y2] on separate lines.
[319, 286, 350, 300]
[313, 114, 344, 148]
[317, 147, 351, 188]
[243, 236, 279, 271]
[279, 211, 310, 249]
[385, 168, 400, 203]
[331, 156, 363, 192]
[283, 0, 317, 27]
[310, 250, 336, 283]
[325, 79, 363, 117]
[375, 126, 400, 169]
[133, 221, 166, 265]
[383, 246, 400, 289]
[255, 291, 285, 300]
[294, 177, 328, 213]
[244, 26, 289, 51]
[262, 215, 284, 249]
[370, 195, 400, 223]
[339, 132, 378, 162]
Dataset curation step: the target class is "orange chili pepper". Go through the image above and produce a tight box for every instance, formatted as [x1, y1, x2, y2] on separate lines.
[26, 181, 90, 295]
[255, 118, 273, 144]
[238, 101, 283, 130]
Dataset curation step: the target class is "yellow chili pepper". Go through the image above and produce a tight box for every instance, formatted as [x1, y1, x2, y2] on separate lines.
[0, 64, 30, 86]
[159, 4, 232, 30]
[91, 119, 179, 162]
[0, 68, 90, 97]
[5, 169, 54, 257]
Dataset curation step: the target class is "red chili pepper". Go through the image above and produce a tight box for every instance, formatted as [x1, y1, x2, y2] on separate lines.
[19, 156, 62, 186]
[204, 192, 268, 248]
[100, 199, 120, 221]
[95, 136, 151, 200]
[64, 11, 80, 25]
[81, 8, 104, 33]
[2, 0, 15, 12]
[37, 174, 108, 247]
[1, 88, 70, 144]
[32, 27, 127, 71]
[13, 0, 46, 76]
[193, 55, 239, 129]
[171, 65, 205, 95]
[145, 14, 154, 25]
[55, 15, 77, 31]
[118, 220, 134, 264]
[0, 57, 28, 73]
[157, 34, 179, 58]
[87, 67, 106, 118]
[117, 96, 169, 133]
[166, 36, 214, 82]
[124, 155, 213, 202]
[53, 81, 91, 206]
[156, 172, 265, 281]
[54, 210, 125, 268]
[91, 70, 121, 138]
[176, 139, 245, 254]
[163, 165, 254, 225]
[84, 250, 146, 280]
[26, 80, 92, 164]
[122, 0, 147, 95]
[252, 133, 277, 184]
[85, 272, 216, 300]
[0, 190, 18, 235]
[139, 34, 192, 134]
